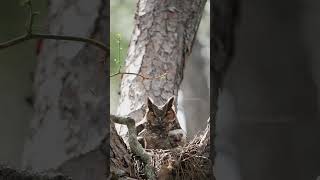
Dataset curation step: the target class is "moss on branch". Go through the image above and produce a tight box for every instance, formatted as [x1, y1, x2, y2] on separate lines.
[110, 114, 156, 180]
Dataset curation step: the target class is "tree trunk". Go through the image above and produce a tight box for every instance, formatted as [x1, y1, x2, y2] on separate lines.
[115, 0, 207, 141]
[22, 0, 108, 179]
[110, 0, 208, 179]
[212, 0, 238, 177]
[109, 122, 136, 179]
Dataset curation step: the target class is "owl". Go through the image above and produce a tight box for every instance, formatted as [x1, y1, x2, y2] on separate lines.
[136, 96, 186, 149]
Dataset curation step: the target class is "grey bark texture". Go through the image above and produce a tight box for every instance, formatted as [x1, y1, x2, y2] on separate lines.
[21, 0, 108, 180]
[110, 123, 136, 179]
[116, 0, 207, 141]
[111, 0, 209, 179]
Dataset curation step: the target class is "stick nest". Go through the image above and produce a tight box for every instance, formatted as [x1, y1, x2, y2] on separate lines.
[134, 132, 211, 180]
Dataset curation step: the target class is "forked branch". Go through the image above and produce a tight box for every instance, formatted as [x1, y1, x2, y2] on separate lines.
[110, 115, 156, 180]
[0, 0, 108, 52]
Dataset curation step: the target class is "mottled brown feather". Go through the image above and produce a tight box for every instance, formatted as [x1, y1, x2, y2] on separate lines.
[136, 96, 186, 149]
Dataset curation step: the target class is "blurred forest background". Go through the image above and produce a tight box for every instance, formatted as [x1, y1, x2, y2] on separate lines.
[110, 0, 210, 137]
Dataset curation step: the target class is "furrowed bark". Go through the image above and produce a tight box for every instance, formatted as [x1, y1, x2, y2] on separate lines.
[116, 0, 207, 143]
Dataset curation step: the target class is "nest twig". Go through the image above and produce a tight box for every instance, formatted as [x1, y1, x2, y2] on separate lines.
[134, 128, 211, 179]
[111, 115, 156, 180]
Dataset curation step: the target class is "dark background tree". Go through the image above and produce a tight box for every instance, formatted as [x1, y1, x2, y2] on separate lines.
[0, 0, 108, 179]
[214, 0, 320, 180]
[0, 0, 46, 168]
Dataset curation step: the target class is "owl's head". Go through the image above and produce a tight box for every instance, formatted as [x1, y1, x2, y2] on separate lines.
[145, 96, 177, 130]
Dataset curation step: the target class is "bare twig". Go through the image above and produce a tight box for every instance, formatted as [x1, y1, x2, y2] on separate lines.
[110, 115, 156, 180]
[110, 33, 168, 80]
[0, 1, 108, 52]
[110, 71, 167, 80]
[0, 33, 108, 52]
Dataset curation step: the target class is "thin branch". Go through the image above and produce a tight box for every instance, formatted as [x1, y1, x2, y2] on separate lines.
[0, 33, 108, 52]
[110, 71, 167, 80]
[0, 34, 29, 49]
[32, 34, 108, 51]
[25, 0, 38, 34]
[0, 1, 108, 53]
[0, 1, 162, 81]
[110, 115, 156, 180]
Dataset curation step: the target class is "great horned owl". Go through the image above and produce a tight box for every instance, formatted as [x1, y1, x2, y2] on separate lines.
[136, 96, 186, 149]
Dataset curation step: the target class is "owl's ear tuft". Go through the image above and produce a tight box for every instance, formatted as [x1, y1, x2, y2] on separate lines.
[147, 97, 154, 111]
[165, 96, 175, 109]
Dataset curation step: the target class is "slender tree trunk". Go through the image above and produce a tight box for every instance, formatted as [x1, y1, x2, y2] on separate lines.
[22, 1, 108, 179]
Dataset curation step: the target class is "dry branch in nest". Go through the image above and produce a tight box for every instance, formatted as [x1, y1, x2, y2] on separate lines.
[139, 133, 210, 180]
[110, 115, 156, 180]
[111, 115, 211, 180]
